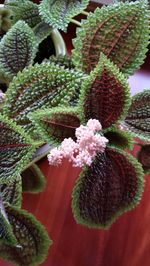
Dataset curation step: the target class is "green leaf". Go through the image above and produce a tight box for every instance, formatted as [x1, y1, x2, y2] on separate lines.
[0, 6, 12, 32]
[104, 127, 133, 149]
[72, 147, 144, 228]
[21, 164, 46, 194]
[124, 90, 150, 141]
[3, 62, 85, 136]
[33, 21, 52, 44]
[0, 20, 37, 79]
[29, 107, 81, 145]
[0, 175, 22, 207]
[0, 205, 17, 246]
[5, 0, 41, 28]
[0, 205, 52, 266]
[0, 114, 36, 184]
[138, 144, 150, 173]
[72, 1, 150, 76]
[48, 55, 75, 70]
[39, 0, 89, 32]
[78, 54, 131, 129]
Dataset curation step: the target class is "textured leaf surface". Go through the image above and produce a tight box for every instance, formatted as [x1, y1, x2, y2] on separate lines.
[3, 63, 84, 136]
[39, 0, 89, 31]
[72, 1, 149, 75]
[33, 21, 52, 44]
[0, 206, 16, 246]
[78, 54, 130, 129]
[138, 144, 150, 173]
[29, 107, 81, 144]
[22, 164, 46, 193]
[5, 0, 41, 28]
[0, 114, 36, 184]
[72, 147, 144, 228]
[124, 90, 150, 141]
[104, 127, 133, 149]
[0, 175, 22, 207]
[48, 55, 75, 69]
[0, 20, 37, 78]
[0, 205, 52, 266]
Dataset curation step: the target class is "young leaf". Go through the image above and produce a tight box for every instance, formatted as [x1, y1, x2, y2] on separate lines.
[3, 63, 85, 136]
[124, 90, 150, 141]
[0, 114, 36, 184]
[29, 107, 81, 144]
[104, 127, 133, 149]
[72, 1, 149, 76]
[138, 144, 150, 173]
[78, 54, 131, 129]
[5, 0, 41, 28]
[72, 147, 144, 228]
[0, 20, 37, 79]
[39, 0, 89, 32]
[0, 175, 22, 207]
[21, 164, 46, 194]
[0, 205, 52, 266]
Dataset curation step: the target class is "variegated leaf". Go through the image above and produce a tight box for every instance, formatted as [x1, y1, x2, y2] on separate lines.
[72, 147, 144, 228]
[72, 1, 149, 76]
[0, 205, 52, 266]
[39, 0, 89, 32]
[124, 90, 150, 141]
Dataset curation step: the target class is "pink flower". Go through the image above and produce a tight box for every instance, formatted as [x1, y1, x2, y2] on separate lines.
[48, 119, 108, 168]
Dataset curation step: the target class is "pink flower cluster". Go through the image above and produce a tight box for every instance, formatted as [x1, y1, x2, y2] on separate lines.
[47, 119, 108, 168]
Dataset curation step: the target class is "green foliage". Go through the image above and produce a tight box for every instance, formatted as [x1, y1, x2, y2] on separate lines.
[0, 20, 37, 79]
[72, 0, 149, 76]
[0, 6, 12, 32]
[33, 21, 52, 44]
[39, 0, 89, 32]
[4, 0, 41, 28]
[0, 175, 22, 207]
[29, 107, 81, 144]
[22, 164, 46, 193]
[0, 114, 37, 184]
[0, 205, 52, 266]
[78, 54, 131, 129]
[47, 55, 75, 69]
[72, 147, 144, 228]
[124, 90, 150, 141]
[3, 62, 85, 136]
[138, 144, 150, 173]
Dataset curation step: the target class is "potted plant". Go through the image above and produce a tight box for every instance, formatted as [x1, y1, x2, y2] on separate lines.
[0, 0, 149, 265]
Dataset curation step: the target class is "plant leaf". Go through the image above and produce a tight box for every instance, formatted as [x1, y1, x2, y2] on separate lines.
[47, 55, 75, 70]
[72, 147, 144, 228]
[5, 0, 41, 28]
[0, 6, 12, 32]
[0, 20, 37, 79]
[29, 107, 81, 144]
[0, 205, 52, 266]
[39, 0, 89, 32]
[104, 127, 133, 149]
[0, 114, 36, 184]
[0, 175, 22, 207]
[78, 54, 131, 129]
[33, 21, 52, 44]
[138, 144, 150, 173]
[72, 1, 149, 76]
[124, 90, 150, 141]
[21, 164, 46, 194]
[3, 62, 85, 136]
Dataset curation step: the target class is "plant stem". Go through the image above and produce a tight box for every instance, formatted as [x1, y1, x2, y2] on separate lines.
[70, 19, 81, 27]
[81, 10, 89, 16]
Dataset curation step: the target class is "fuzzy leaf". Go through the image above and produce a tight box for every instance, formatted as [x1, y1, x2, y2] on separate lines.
[72, 147, 144, 228]
[0, 205, 52, 266]
[0, 114, 36, 184]
[33, 21, 52, 44]
[48, 55, 75, 69]
[72, 1, 149, 76]
[0, 206, 17, 246]
[29, 107, 81, 144]
[78, 54, 131, 129]
[0, 20, 37, 79]
[124, 90, 150, 141]
[138, 144, 150, 173]
[39, 0, 89, 32]
[21, 164, 46, 194]
[3, 63, 85, 136]
[104, 127, 133, 149]
[0, 175, 22, 207]
[5, 0, 41, 28]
